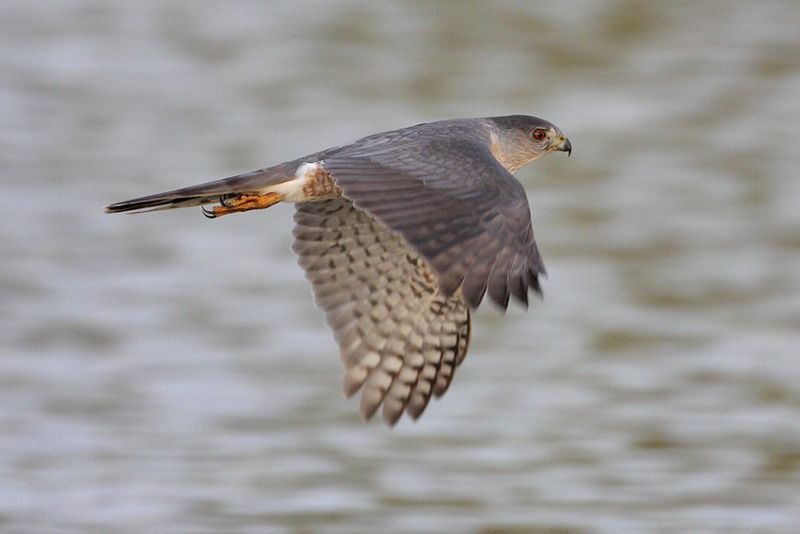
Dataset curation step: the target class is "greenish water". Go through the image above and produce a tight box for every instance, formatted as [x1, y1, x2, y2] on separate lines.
[2, 1, 799, 532]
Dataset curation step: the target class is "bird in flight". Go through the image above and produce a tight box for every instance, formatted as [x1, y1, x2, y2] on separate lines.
[106, 115, 571, 426]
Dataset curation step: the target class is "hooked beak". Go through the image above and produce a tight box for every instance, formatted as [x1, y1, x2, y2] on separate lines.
[558, 137, 572, 157]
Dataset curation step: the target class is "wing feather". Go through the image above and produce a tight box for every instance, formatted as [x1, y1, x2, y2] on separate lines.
[293, 199, 471, 426]
[322, 138, 545, 308]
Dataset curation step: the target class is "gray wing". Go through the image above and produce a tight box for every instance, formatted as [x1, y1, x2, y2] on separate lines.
[293, 199, 470, 426]
[322, 137, 545, 309]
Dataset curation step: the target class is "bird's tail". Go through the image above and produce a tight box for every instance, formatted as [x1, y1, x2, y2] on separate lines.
[105, 162, 299, 214]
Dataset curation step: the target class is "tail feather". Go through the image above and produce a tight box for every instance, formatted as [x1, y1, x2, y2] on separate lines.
[105, 161, 300, 214]
[105, 193, 216, 214]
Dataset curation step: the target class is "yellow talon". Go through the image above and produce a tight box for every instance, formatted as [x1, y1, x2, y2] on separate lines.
[203, 192, 283, 218]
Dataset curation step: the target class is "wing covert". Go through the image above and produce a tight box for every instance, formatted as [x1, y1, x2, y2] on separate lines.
[322, 138, 545, 308]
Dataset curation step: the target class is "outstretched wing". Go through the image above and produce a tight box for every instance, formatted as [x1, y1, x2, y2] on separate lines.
[293, 199, 470, 426]
[322, 137, 545, 309]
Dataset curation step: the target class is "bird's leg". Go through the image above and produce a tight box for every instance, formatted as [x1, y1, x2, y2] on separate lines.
[202, 192, 283, 219]
[219, 194, 237, 208]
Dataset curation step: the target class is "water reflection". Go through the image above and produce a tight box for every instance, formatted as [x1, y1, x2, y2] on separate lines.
[2, 1, 799, 531]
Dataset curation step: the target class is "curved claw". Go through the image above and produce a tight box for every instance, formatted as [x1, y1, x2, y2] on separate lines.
[200, 191, 282, 219]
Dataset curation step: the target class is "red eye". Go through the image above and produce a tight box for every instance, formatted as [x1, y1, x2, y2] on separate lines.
[532, 128, 547, 141]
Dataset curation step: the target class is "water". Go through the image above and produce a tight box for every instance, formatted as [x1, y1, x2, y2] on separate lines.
[2, 1, 799, 532]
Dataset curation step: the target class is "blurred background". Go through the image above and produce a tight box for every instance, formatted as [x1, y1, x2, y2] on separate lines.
[1, 1, 799, 532]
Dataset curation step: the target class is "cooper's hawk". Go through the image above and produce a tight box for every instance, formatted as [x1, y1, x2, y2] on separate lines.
[106, 115, 571, 426]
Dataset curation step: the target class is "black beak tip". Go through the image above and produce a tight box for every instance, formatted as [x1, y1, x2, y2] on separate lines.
[563, 138, 572, 157]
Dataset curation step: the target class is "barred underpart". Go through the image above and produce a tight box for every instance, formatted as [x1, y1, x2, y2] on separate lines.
[293, 198, 471, 425]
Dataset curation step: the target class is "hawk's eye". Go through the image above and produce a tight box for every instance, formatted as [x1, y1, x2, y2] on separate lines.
[532, 128, 547, 141]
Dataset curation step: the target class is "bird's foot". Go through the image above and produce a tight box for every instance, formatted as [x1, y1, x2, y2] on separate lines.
[202, 192, 283, 219]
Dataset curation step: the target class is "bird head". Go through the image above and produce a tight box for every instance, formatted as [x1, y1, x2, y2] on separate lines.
[488, 115, 571, 171]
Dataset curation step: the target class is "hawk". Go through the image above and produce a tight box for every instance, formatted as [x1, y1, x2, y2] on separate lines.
[106, 115, 571, 426]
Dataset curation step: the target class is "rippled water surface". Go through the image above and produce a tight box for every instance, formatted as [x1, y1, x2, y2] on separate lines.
[2, 1, 799, 532]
